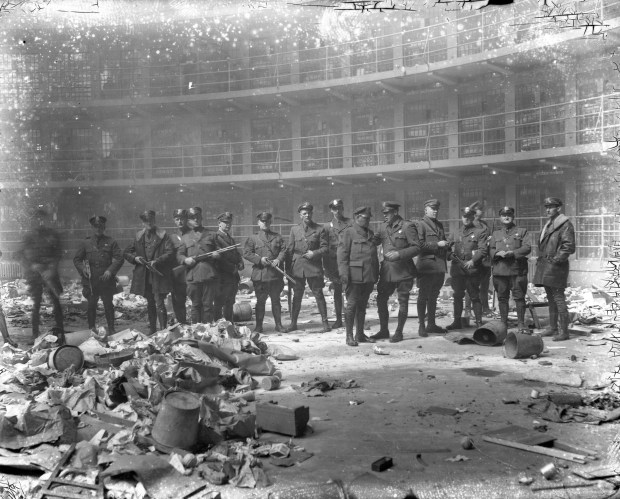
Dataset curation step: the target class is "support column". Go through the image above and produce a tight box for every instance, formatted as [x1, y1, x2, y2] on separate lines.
[343, 110, 352, 169]
[447, 89, 459, 161]
[144, 122, 152, 179]
[242, 118, 252, 175]
[448, 182, 460, 236]
[505, 180, 516, 210]
[564, 178, 577, 217]
[504, 77, 515, 154]
[565, 73, 577, 146]
[291, 108, 301, 171]
[394, 96, 405, 164]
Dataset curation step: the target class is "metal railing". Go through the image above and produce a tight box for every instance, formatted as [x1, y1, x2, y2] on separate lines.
[2, 93, 617, 183]
[0, 0, 616, 102]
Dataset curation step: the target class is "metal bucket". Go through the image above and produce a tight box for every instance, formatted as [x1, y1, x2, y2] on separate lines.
[504, 331, 544, 359]
[473, 320, 507, 346]
[48, 345, 84, 371]
[151, 391, 201, 451]
[233, 302, 252, 322]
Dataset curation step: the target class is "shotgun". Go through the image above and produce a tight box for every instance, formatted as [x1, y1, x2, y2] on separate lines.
[265, 259, 297, 285]
[173, 244, 240, 273]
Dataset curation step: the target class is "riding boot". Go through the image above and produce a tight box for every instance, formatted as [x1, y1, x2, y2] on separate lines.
[446, 301, 464, 330]
[553, 313, 570, 341]
[473, 302, 483, 328]
[284, 297, 302, 333]
[345, 307, 358, 346]
[515, 301, 527, 332]
[332, 288, 344, 328]
[104, 303, 116, 336]
[315, 294, 331, 332]
[272, 304, 283, 332]
[540, 307, 558, 337]
[253, 302, 265, 333]
[157, 308, 168, 332]
[417, 301, 428, 337]
[355, 307, 374, 343]
[390, 310, 408, 343]
[372, 301, 390, 340]
[499, 301, 509, 328]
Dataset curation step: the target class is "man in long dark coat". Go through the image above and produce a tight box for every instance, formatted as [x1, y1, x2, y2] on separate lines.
[124, 210, 174, 334]
[169, 209, 190, 324]
[337, 206, 379, 347]
[213, 211, 244, 322]
[533, 197, 575, 341]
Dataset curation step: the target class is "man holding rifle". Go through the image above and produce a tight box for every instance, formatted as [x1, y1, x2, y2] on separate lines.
[74, 215, 123, 335]
[124, 210, 174, 335]
[213, 212, 244, 322]
[446, 207, 489, 330]
[176, 207, 221, 325]
[243, 212, 288, 333]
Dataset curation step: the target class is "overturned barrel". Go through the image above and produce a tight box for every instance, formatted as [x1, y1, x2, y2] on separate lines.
[233, 302, 253, 322]
[473, 320, 507, 346]
[152, 391, 201, 451]
[48, 345, 84, 371]
[504, 331, 544, 359]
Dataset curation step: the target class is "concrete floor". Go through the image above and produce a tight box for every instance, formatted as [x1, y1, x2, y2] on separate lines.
[2, 292, 620, 499]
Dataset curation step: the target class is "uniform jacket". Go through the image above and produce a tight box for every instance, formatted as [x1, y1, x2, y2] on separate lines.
[170, 227, 190, 283]
[213, 230, 244, 278]
[73, 234, 123, 288]
[449, 224, 488, 277]
[287, 221, 329, 278]
[243, 230, 287, 282]
[17, 226, 63, 292]
[124, 228, 174, 295]
[474, 219, 492, 268]
[177, 226, 219, 282]
[323, 217, 353, 275]
[377, 216, 419, 282]
[415, 216, 448, 274]
[533, 214, 575, 288]
[337, 223, 379, 284]
[489, 224, 530, 276]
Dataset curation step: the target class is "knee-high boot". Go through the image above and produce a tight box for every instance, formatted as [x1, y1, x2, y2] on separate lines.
[355, 306, 374, 343]
[417, 300, 427, 337]
[446, 300, 463, 330]
[472, 302, 483, 328]
[315, 293, 332, 333]
[104, 303, 116, 335]
[284, 297, 302, 333]
[499, 301, 509, 327]
[554, 312, 570, 341]
[254, 301, 265, 333]
[345, 306, 357, 346]
[272, 302, 283, 332]
[390, 309, 408, 343]
[371, 298, 390, 340]
[515, 301, 526, 330]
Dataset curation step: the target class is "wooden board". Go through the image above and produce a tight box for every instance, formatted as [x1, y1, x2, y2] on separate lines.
[483, 425, 556, 447]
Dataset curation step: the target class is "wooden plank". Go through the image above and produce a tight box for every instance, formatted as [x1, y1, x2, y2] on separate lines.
[482, 436, 587, 463]
[483, 425, 555, 447]
[531, 482, 595, 492]
[553, 441, 598, 458]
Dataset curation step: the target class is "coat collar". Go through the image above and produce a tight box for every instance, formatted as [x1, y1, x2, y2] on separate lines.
[386, 215, 404, 231]
[137, 227, 165, 240]
[542, 214, 569, 239]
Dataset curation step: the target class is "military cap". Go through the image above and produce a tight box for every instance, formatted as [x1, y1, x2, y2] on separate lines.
[499, 206, 515, 216]
[187, 207, 202, 218]
[217, 212, 233, 223]
[328, 199, 344, 209]
[424, 199, 440, 209]
[381, 201, 400, 212]
[257, 212, 273, 222]
[173, 209, 188, 219]
[461, 206, 475, 219]
[469, 200, 484, 212]
[89, 215, 107, 227]
[139, 210, 156, 222]
[543, 197, 563, 207]
[298, 202, 313, 212]
[353, 206, 372, 217]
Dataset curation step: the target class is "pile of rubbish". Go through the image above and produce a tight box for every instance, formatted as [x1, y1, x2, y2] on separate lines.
[0, 319, 303, 497]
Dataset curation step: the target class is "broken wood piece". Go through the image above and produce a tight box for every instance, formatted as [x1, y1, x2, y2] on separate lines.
[568, 325, 592, 337]
[482, 436, 587, 463]
[573, 466, 620, 480]
[552, 441, 598, 458]
[531, 482, 595, 492]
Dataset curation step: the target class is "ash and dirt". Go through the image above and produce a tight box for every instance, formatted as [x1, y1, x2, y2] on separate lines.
[1, 279, 620, 499]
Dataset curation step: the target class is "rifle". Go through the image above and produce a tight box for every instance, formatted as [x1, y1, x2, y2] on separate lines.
[173, 244, 240, 273]
[447, 241, 471, 273]
[83, 260, 93, 296]
[285, 259, 292, 319]
[265, 259, 297, 286]
[136, 258, 164, 277]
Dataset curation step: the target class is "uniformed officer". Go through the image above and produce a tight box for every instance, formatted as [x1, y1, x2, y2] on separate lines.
[284, 202, 330, 333]
[169, 209, 190, 324]
[446, 207, 489, 330]
[16, 208, 64, 340]
[371, 201, 420, 343]
[73, 216, 124, 335]
[243, 212, 287, 333]
[124, 210, 175, 334]
[469, 201, 493, 316]
[337, 206, 379, 346]
[177, 207, 221, 324]
[323, 199, 352, 329]
[533, 197, 576, 341]
[213, 212, 244, 322]
[489, 207, 531, 331]
[415, 199, 449, 336]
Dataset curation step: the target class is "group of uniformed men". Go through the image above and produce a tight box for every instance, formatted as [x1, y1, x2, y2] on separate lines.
[7, 195, 575, 347]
